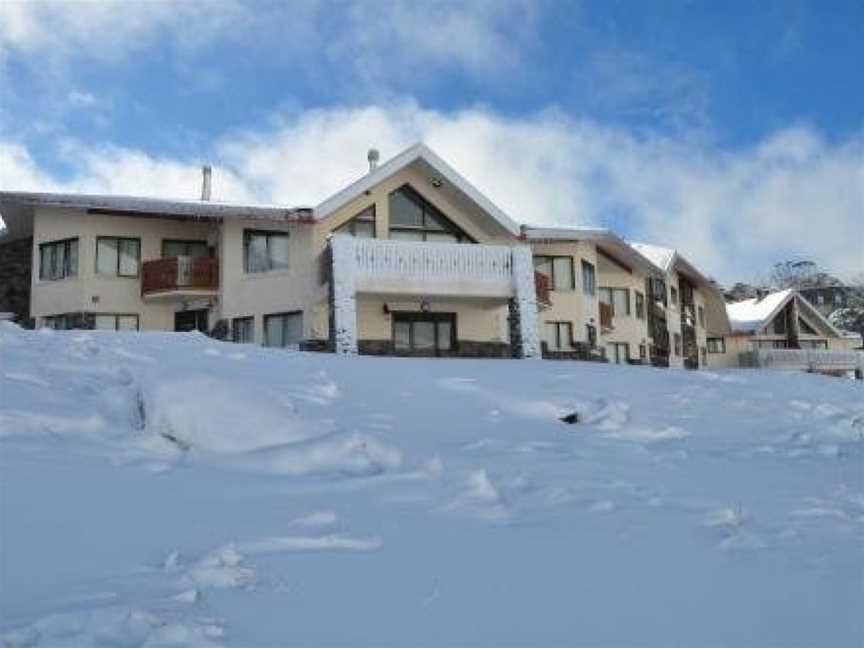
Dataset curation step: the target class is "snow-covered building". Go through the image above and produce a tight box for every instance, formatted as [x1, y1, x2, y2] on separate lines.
[707, 288, 863, 374]
[0, 143, 729, 367]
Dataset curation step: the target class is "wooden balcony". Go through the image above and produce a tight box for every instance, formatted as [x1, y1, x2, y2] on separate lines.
[141, 256, 219, 299]
[535, 271, 551, 309]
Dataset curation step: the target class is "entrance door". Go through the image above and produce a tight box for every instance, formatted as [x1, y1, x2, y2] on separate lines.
[609, 342, 629, 364]
[175, 309, 209, 333]
[392, 312, 456, 356]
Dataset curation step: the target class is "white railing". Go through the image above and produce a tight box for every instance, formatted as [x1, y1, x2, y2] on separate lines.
[352, 237, 514, 282]
[751, 349, 864, 371]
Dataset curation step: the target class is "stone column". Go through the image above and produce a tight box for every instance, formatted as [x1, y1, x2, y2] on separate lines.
[329, 234, 358, 355]
[510, 244, 541, 359]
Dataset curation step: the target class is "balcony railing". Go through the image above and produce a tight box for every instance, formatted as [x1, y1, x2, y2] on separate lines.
[743, 348, 864, 372]
[599, 302, 613, 330]
[141, 256, 218, 296]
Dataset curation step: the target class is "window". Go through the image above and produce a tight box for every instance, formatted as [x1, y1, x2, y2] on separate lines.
[833, 292, 844, 306]
[232, 316, 254, 343]
[798, 317, 817, 335]
[581, 260, 596, 296]
[816, 294, 825, 305]
[635, 292, 645, 319]
[707, 337, 726, 354]
[670, 286, 678, 307]
[263, 312, 303, 348]
[609, 342, 629, 364]
[392, 312, 455, 353]
[42, 314, 69, 330]
[534, 256, 575, 291]
[698, 305, 705, 328]
[649, 277, 667, 306]
[93, 314, 139, 331]
[163, 239, 208, 258]
[388, 185, 472, 243]
[244, 230, 290, 273]
[543, 321, 574, 351]
[599, 287, 630, 317]
[334, 205, 376, 238]
[96, 237, 140, 277]
[673, 333, 682, 356]
[39, 238, 78, 281]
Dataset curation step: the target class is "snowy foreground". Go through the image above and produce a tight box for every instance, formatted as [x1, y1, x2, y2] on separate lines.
[1, 324, 862, 648]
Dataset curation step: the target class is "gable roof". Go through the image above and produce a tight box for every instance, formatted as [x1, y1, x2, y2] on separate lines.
[629, 242, 676, 273]
[314, 143, 522, 235]
[726, 288, 844, 337]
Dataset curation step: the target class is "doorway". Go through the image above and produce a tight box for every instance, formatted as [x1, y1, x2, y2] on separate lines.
[392, 312, 456, 356]
[175, 309, 209, 333]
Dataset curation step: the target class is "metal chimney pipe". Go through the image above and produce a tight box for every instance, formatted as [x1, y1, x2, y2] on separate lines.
[367, 149, 380, 173]
[201, 165, 212, 201]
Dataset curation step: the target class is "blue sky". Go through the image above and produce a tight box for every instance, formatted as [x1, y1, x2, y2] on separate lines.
[1, 0, 862, 283]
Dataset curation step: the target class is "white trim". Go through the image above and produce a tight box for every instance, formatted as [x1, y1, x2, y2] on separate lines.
[314, 143, 522, 235]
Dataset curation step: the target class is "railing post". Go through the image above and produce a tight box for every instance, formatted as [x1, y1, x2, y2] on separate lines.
[510, 245, 540, 359]
[330, 235, 358, 355]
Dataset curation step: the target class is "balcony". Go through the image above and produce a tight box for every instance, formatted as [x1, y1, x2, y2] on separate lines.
[346, 236, 518, 298]
[599, 302, 613, 331]
[141, 256, 219, 300]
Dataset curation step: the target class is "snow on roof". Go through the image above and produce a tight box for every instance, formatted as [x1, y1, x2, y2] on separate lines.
[0, 191, 311, 222]
[726, 289, 794, 333]
[314, 142, 522, 235]
[629, 242, 676, 273]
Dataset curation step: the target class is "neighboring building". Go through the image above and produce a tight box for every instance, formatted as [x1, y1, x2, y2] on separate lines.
[706, 288, 863, 375]
[629, 243, 731, 370]
[0, 142, 729, 368]
[798, 285, 849, 317]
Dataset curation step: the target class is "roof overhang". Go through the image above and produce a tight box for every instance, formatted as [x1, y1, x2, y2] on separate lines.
[314, 143, 522, 236]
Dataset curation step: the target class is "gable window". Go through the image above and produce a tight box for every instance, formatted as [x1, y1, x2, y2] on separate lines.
[543, 321, 574, 351]
[232, 316, 254, 343]
[244, 229, 289, 273]
[599, 287, 630, 317]
[698, 305, 705, 328]
[388, 185, 473, 243]
[534, 256, 575, 291]
[334, 205, 376, 238]
[635, 292, 645, 319]
[707, 337, 726, 354]
[673, 333, 682, 356]
[94, 314, 139, 331]
[96, 237, 140, 277]
[798, 317, 817, 335]
[581, 260, 596, 296]
[39, 238, 78, 281]
[670, 285, 678, 307]
[264, 311, 303, 348]
[163, 239, 209, 258]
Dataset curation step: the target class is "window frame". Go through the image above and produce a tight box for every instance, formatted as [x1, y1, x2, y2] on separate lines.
[42, 314, 69, 329]
[232, 316, 255, 343]
[93, 313, 140, 331]
[334, 205, 377, 238]
[599, 287, 631, 317]
[391, 311, 457, 354]
[534, 255, 576, 292]
[263, 311, 303, 348]
[670, 285, 679, 307]
[243, 229, 290, 274]
[38, 237, 79, 281]
[543, 320, 574, 351]
[581, 260, 596, 296]
[162, 239, 209, 258]
[707, 337, 726, 354]
[96, 236, 141, 278]
[635, 291, 645, 319]
[387, 185, 475, 243]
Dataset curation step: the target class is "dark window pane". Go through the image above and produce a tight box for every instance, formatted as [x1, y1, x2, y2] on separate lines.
[389, 188, 424, 226]
[437, 321, 452, 350]
[394, 321, 411, 350]
[413, 321, 436, 350]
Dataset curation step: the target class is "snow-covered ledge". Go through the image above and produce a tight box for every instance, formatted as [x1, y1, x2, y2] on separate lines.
[511, 245, 541, 359]
[330, 234, 358, 355]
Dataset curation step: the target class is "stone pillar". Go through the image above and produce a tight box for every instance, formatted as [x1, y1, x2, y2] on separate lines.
[510, 244, 541, 359]
[329, 235, 358, 355]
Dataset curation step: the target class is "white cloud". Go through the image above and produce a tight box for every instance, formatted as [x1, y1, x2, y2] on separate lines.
[2, 105, 861, 284]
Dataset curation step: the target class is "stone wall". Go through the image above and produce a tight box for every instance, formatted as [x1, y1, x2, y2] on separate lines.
[0, 237, 33, 325]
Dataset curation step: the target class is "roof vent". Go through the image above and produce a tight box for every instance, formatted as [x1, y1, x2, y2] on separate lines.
[201, 165, 212, 201]
[367, 149, 380, 173]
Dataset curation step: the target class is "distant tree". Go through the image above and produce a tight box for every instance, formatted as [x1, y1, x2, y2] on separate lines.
[724, 282, 760, 303]
[768, 260, 844, 290]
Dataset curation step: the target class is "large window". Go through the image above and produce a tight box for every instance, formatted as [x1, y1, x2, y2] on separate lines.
[163, 239, 208, 258]
[534, 256, 575, 291]
[543, 321, 574, 351]
[334, 205, 376, 238]
[635, 291, 645, 319]
[393, 312, 455, 354]
[39, 238, 78, 281]
[599, 287, 630, 317]
[96, 237, 140, 277]
[94, 314, 139, 331]
[388, 185, 472, 243]
[670, 285, 679, 307]
[581, 260, 596, 296]
[609, 342, 629, 364]
[232, 316, 254, 343]
[244, 230, 290, 273]
[263, 312, 303, 348]
[707, 337, 726, 354]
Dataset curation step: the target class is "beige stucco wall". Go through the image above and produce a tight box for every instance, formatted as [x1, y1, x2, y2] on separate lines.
[596, 252, 651, 361]
[31, 207, 216, 329]
[218, 218, 326, 344]
[530, 240, 600, 348]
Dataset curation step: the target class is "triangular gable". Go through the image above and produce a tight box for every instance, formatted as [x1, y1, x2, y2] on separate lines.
[314, 143, 521, 235]
[730, 289, 844, 337]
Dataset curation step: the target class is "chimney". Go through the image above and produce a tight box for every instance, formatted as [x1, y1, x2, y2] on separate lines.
[201, 165, 212, 201]
[367, 148, 380, 173]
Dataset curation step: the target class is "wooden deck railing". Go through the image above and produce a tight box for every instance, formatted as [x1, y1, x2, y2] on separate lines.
[141, 256, 218, 296]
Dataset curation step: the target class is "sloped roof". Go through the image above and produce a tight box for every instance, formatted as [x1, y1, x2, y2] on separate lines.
[314, 142, 521, 235]
[629, 242, 676, 273]
[726, 288, 844, 337]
